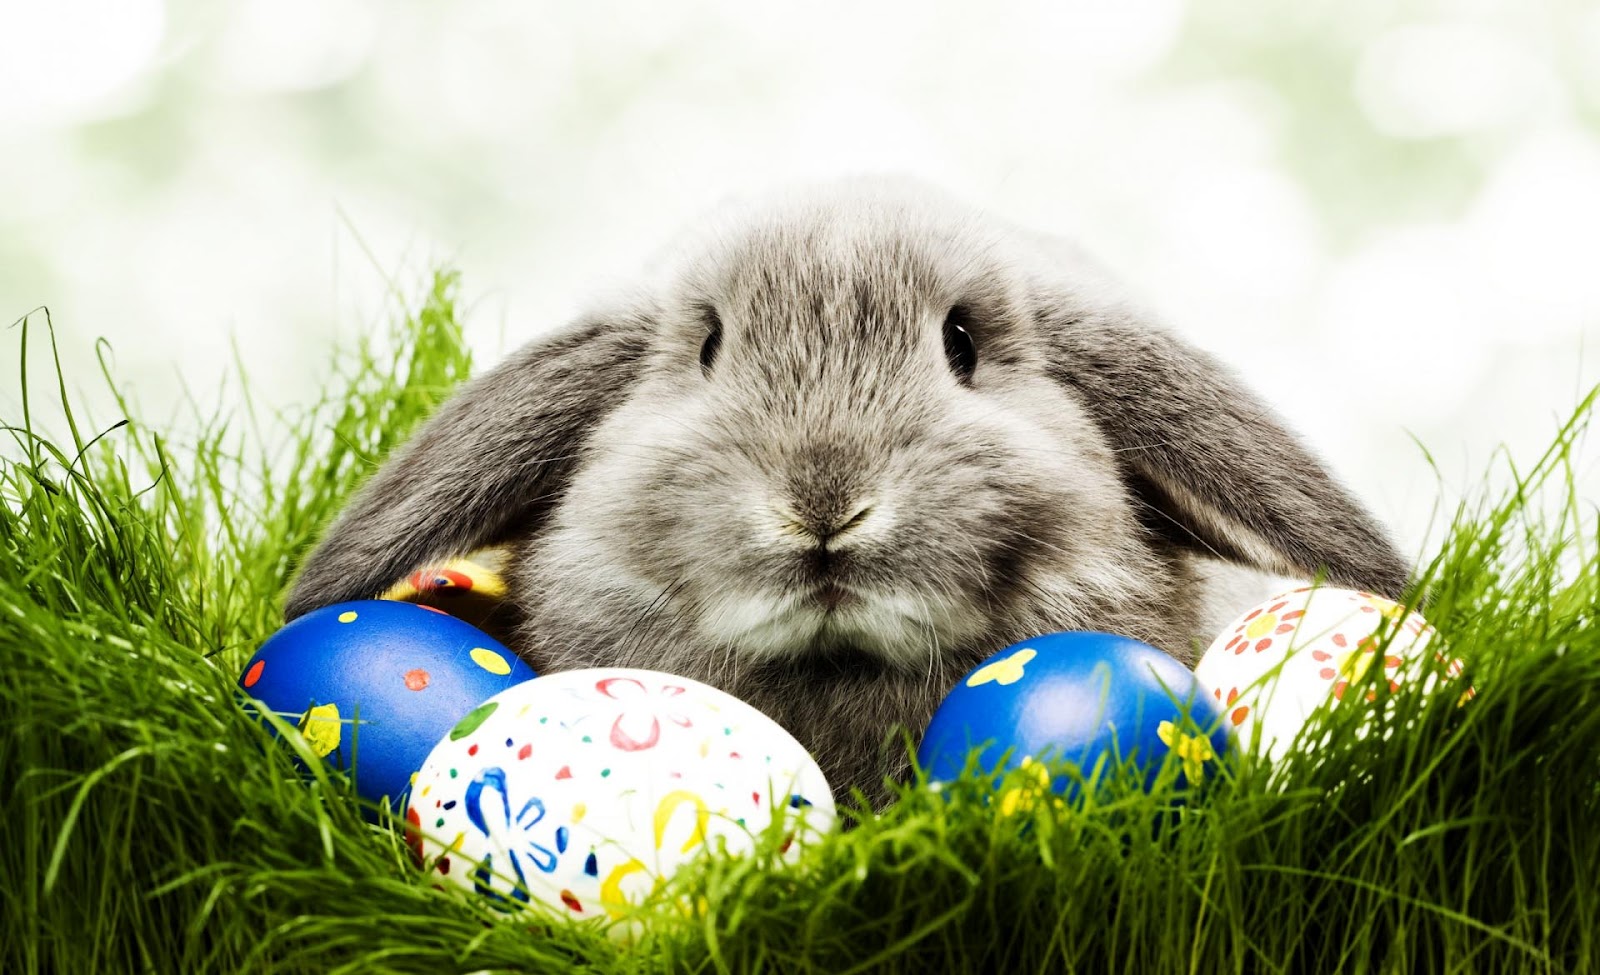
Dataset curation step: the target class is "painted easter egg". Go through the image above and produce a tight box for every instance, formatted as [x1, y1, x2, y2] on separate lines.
[238, 600, 536, 811]
[1194, 586, 1467, 760]
[917, 631, 1232, 797]
[380, 547, 515, 640]
[408, 668, 835, 921]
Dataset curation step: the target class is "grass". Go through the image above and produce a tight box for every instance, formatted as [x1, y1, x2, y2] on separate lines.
[2, 273, 1597, 974]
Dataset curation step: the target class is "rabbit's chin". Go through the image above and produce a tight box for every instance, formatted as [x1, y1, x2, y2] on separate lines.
[699, 585, 983, 671]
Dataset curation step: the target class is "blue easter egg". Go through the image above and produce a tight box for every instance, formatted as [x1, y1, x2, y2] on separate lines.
[917, 631, 1231, 794]
[238, 600, 536, 811]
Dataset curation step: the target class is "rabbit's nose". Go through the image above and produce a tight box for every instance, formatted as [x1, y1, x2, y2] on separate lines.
[774, 440, 894, 546]
[816, 502, 876, 543]
[778, 500, 877, 546]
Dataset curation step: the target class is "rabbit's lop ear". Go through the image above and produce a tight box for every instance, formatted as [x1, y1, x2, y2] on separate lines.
[283, 307, 655, 620]
[1044, 305, 1410, 599]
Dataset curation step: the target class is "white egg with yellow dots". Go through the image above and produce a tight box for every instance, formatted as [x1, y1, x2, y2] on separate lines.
[406, 668, 835, 921]
[1194, 586, 1471, 760]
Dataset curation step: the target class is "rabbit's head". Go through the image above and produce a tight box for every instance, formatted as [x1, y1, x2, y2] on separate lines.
[286, 177, 1408, 801]
[540, 183, 1178, 670]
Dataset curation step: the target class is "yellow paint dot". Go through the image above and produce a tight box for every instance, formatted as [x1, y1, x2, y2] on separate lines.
[1338, 649, 1378, 681]
[967, 647, 1037, 688]
[337, 611, 358, 623]
[298, 703, 342, 757]
[449, 831, 465, 852]
[1157, 720, 1215, 784]
[421, 784, 431, 797]
[572, 803, 587, 823]
[1245, 613, 1278, 638]
[409, 772, 418, 785]
[996, 757, 1055, 816]
[469, 647, 512, 676]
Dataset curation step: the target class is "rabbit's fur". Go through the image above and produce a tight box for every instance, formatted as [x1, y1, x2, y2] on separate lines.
[286, 177, 1409, 807]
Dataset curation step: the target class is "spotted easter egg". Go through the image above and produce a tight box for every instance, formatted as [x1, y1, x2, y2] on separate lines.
[1194, 586, 1469, 760]
[918, 631, 1233, 800]
[379, 547, 514, 639]
[408, 668, 835, 922]
[238, 600, 536, 812]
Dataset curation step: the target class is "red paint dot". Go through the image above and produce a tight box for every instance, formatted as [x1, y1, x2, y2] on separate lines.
[1283, 610, 1305, 620]
[517, 743, 532, 760]
[1274, 624, 1294, 634]
[404, 668, 430, 691]
[1243, 609, 1262, 621]
[467, 744, 479, 756]
[1254, 638, 1272, 652]
[404, 807, 424, 864]
[1332, 633, 1349, 648]
[1319, 667, 1337, 680]
[1225, 687, 1240, 704]
[751, 791, 761, 806]
[1268, 601, 1287, 612]
[560, 890, 583, 912]
[728, 751, 741, 759]
[1312, 650, 1332, 661]
[242, 659, 265, 688]
[555, 765, 572, 780]
[1230, 706, 1249, 726]
[410, 568, 474, 592]
[438, 857, 451, 875]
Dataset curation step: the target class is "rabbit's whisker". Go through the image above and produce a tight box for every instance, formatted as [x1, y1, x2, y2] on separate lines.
[619, 576, 691, 657]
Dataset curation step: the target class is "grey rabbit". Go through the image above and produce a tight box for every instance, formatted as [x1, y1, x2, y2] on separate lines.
[285, 176, 1409, 808]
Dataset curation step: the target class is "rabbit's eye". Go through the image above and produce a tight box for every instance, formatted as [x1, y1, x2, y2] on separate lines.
[699, 308, 723, 374]
[942, 306, 977, 383]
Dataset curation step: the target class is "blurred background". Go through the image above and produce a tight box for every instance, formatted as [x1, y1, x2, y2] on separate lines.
[2, 0, 1596, 562]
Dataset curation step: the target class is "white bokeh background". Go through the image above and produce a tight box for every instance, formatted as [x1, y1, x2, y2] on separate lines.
[2, 0, 1596, 565]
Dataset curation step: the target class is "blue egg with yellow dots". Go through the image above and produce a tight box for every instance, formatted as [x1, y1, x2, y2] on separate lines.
[918, 631, 1232, 798]
[238, 600, 536, 813]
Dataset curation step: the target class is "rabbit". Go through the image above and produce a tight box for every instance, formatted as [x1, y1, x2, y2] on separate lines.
[284, 176, 1410, 808]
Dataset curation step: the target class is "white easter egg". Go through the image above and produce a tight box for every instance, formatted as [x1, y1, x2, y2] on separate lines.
[406, 668, 834, 922]
[1194, 586, 1468, 760]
